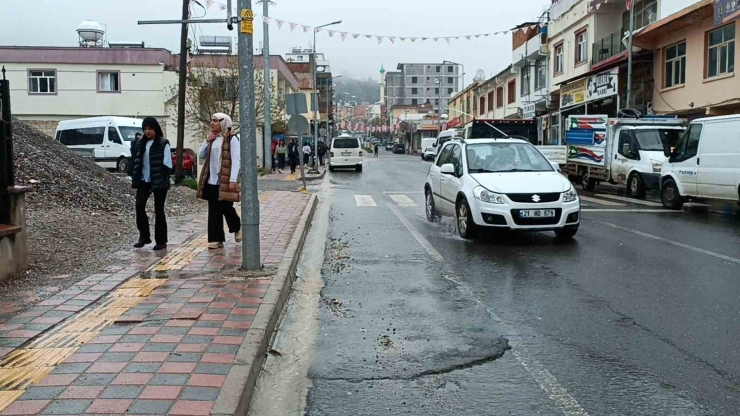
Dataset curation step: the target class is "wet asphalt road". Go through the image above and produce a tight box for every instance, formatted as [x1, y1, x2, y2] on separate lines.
[297, 152, 740, 415]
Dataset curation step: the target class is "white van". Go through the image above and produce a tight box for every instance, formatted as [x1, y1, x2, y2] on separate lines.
[55, 117, 143, 172]
[427, 129, 462, 162]
[660, 115, 740, 209]
[329, 134, 362, 172]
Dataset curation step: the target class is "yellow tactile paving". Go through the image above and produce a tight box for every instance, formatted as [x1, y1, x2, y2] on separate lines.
[146, 236, 208, 273]
[0, 278, 167, 412]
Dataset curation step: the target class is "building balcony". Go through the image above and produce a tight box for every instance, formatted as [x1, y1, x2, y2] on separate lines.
[592, 30, 626, 66]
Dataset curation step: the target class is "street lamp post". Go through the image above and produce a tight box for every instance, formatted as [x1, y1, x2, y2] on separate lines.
[326, 75, 341, 142]
[311, 20, 342, 173]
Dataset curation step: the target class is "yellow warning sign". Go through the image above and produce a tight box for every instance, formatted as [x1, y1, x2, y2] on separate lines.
[240, 20, 254, 34]
[240, 9, 254, 19]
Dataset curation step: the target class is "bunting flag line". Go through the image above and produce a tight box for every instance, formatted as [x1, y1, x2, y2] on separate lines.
[198, 2, 543, 43]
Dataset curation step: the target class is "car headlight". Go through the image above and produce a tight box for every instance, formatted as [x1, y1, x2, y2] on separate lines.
[473, 186, 505, 204]
[562, 185, 579, 203]
[651, 159, 662, 173]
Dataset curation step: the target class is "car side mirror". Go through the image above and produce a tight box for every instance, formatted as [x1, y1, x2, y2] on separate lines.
[663, 143, 672, 158]
[440, 163, 455, 175]
[433, 143, 438, 148]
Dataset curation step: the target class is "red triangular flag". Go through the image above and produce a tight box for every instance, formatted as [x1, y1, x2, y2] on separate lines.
[276, 20, 284, 29]
[289, 23, 297, 32]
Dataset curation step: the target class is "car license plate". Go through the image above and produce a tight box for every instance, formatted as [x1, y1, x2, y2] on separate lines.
[519, 209, 556, 218]
[341, 152, 351, 156]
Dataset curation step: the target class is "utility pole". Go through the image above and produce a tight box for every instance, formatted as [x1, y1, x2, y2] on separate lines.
[238, 1, 260, 270]
[261, 0, 272, 172]
[625, 0, 635, 109]
[175, 0, 189, 182]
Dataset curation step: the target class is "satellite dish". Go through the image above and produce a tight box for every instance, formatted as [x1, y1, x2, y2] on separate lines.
[473, 69, 486, 83]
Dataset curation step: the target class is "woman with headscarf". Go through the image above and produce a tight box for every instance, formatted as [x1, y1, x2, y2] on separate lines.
[131, 117, 172, 251]
[287, 138, 300, 174]
[197, 113, 242, 249]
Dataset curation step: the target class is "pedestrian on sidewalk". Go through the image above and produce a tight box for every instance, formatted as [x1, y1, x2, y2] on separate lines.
[288, 138, 299, 173]
[270, 138, 278, 173]
[302, 142, 312, 166]
[318, 141, 327, 166]
[197, 113, 242, 250]
[131, 117, 171, 251]
[276, 139, 287, 174]
[374, 143, 379, 157]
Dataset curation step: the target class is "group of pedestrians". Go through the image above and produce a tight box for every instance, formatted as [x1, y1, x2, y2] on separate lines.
[268, 138, 328, 174]
[131, 112, 242, 252]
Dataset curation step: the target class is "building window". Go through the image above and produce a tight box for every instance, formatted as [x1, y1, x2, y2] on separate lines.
[707, 24, 735, 78]
[496, 87, 504, 108]
[411, 87, 418, 94]
[520, 68, 530, 96]
[479, 97, 485, 115]
[435, 88, 440, 94]
[97, 71, 120, 92]
[664, 41, 686, 88]
[554, 42, 564, 74]
[535, 58, 547, 90]
[447, 88, 453, 94]
[447, 65, 454, 73]
[411, 76, 418, 83]
[412, 98, 418, 105]
[436, 66, 441, 72]
[435, 99, 440, 105]
[217, 76, 238, 99]
[487, 91, 494, 112]
[507, 80, 516, 104]
[448, 77, 453, 84]
[575, 28, 588, 64]
[28, 70, 57, 94]
[623, 0, 658, 32]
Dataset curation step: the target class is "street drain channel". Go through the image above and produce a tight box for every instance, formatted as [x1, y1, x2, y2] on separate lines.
[0, 278, 166, 412]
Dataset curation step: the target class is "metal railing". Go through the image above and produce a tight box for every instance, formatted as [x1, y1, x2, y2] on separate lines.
[592, 30, 626, 65]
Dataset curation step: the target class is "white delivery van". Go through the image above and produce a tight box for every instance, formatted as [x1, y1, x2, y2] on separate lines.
[55, 117, 143, 172]
[660, 115, 740, 209]
[329, 134, 363, 172]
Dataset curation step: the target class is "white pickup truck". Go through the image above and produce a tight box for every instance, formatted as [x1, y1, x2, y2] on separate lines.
[560, 115, 687, 197]
[460, 119, 568, 165]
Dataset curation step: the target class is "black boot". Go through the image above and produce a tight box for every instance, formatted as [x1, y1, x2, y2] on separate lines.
[134, 238, 152, 248]
[153, 244, 167, 251]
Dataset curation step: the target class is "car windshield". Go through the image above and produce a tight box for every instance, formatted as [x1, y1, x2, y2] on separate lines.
[634, 129, 668, 151]
[119, 126, 143, 142]
[333, 138, 359, 149]
[466, 142, 554, 173]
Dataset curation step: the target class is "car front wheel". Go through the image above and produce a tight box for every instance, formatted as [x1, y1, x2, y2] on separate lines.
[661, 179, 684, 210]
[628, 173, 646, 199]
[425, 189, 436, 222]
[456, 198, 477, 239]
[117, 157, 129, 173]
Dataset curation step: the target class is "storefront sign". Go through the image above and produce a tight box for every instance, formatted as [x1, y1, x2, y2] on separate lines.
[715, 0, 740, 26]
[522, 103, 536, 119]
[586, 68, 618, 102]
[560, 79, 587, 109]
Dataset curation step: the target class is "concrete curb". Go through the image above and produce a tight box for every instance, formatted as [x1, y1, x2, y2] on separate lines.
[212, 193, 319, 416]
[301, 169, 326, 182]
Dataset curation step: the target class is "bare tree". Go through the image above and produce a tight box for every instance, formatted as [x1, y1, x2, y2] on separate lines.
[168, 54, 287, 140]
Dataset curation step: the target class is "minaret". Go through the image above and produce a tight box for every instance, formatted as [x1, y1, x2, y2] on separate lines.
[379, 65, 386, 104]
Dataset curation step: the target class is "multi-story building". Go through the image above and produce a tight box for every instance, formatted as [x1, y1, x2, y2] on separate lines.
[545, 0, 660, 143]
[385, 62, 462, 114]
[633, 0, 739, 120]
[511, 23, 551, 122]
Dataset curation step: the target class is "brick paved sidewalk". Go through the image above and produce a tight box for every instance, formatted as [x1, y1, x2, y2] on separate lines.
[0, 191, 317, 415]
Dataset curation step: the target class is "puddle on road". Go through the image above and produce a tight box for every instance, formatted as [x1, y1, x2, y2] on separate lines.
[248, 183, 332, 416]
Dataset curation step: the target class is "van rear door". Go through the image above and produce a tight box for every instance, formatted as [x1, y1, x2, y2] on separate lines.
[697, 120, 740, 200]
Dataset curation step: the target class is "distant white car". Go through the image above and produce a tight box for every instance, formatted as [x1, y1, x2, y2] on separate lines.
[424, 138, 580, 239]
[329, 135, 363, 172]
[421, 138, 437, 161]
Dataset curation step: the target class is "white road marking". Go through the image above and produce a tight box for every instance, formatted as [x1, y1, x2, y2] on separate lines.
[583, 209, 680, 213]
[388, 203, 589, 415]
[389, 194, 419, 207]
[596, 221, 740, 264]
[595, 194, 664, 207]
[388, 203, 443, 261]
[578, 196, 625, 206]
[354, 195, 377, 207]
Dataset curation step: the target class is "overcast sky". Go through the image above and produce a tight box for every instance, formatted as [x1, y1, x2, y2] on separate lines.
[2, 0, 699, 81]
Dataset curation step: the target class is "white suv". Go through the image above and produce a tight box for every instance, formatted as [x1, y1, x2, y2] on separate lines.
[424, 138, 580, 239]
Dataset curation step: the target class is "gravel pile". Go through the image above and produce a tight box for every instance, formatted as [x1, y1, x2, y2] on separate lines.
[7, 118, 205, 288]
